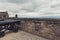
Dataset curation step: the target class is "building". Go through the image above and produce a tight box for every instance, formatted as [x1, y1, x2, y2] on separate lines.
[0, 11, 9, 19]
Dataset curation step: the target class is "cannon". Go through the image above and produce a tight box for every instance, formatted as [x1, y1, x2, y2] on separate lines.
[0, 20, 20, 37]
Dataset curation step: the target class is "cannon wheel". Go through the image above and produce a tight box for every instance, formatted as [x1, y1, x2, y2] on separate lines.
[8, 24, 18, 33]
[0, 31, 5, 37]
[12, 26, 18, 32]
[10, 24, 18, 33]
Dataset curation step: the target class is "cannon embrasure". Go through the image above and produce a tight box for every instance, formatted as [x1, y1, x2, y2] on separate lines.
[0, 20, 20, 37]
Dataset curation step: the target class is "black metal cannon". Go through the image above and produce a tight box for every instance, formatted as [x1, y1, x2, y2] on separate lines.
[0, 20, 20, 37]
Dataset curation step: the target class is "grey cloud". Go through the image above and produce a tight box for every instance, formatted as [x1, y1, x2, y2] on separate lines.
[7, 0, 37, 12]
[20, 4, 38, 12]
[0, 0, 31, 4]
[0, 0, 38, 12]
[7, 0, 31, 4]
[51, 3, 60, 8]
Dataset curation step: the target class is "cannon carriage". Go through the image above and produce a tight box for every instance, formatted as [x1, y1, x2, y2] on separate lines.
[0, 20, 20, 37]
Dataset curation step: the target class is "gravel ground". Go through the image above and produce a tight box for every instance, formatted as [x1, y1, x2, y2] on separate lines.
[0, 31, 49, 40]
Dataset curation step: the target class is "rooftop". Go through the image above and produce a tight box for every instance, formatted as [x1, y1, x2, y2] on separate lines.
[0, 11, 8, 16]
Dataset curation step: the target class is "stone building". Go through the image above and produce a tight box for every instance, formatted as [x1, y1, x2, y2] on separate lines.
[0, 11, 9, 19]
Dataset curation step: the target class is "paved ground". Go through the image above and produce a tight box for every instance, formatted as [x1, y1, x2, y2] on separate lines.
[0, 31, 49, 40]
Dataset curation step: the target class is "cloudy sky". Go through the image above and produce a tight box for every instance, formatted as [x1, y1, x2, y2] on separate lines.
[0, 0, 60, 18]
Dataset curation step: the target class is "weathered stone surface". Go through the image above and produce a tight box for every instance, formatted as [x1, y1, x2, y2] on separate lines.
[20, 20, 60, 40]
[0, 31, 48, 40]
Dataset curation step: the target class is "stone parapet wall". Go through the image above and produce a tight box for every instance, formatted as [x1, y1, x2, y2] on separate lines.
[20, 20, 60, 40]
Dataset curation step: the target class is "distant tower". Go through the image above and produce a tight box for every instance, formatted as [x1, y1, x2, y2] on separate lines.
[15, 14, 18, 18]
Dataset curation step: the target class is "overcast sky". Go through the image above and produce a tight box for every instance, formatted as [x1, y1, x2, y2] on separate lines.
[0, 0, 60, 18]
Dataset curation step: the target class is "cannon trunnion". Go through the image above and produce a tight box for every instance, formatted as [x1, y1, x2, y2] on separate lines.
[0, 20, 20, 37]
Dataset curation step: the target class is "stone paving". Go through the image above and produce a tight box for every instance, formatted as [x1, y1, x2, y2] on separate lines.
[0, 31, 49, 40]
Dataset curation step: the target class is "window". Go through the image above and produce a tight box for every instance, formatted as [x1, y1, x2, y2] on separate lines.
[3, 15, 6, 18]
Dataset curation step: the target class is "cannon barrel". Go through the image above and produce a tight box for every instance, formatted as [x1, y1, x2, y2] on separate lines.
[0, 20, 20, 37]
[0, 20, 20, 26]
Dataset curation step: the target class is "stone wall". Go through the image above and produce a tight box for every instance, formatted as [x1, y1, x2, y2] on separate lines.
[20, 20, 60, 40]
